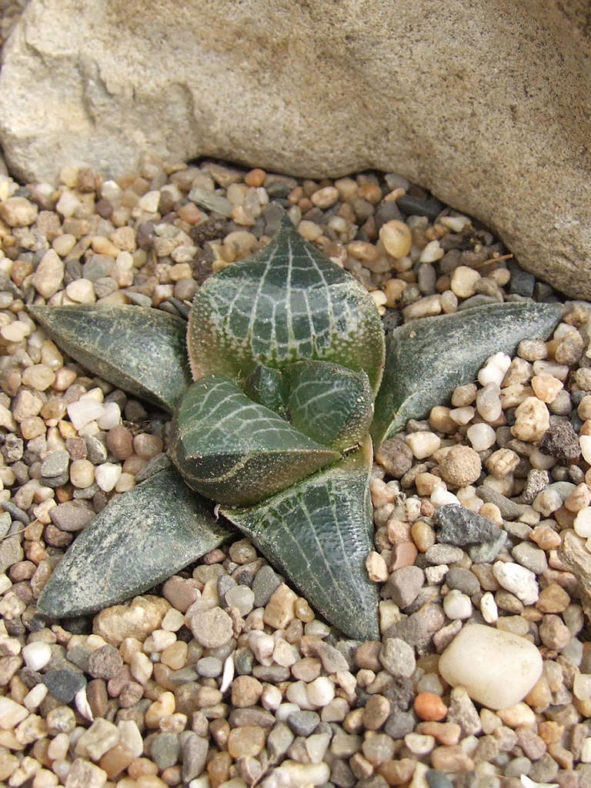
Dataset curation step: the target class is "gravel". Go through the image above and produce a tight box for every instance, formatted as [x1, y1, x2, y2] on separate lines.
[0, 153, 590, 787]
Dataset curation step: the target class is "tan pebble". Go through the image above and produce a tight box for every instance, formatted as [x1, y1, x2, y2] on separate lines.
[565, 482, 591, 512]
[20, 416, 46, 439]
[0, 197, 38, 227]
[439, 445, 481, 487]
[298, 220, 323, 241]
[531, 373, 563, 403]
[231, 675, 263, 707]
[411, 521, 436, 552]
[384, 278, 407, 307]
[406, 431, 441, 459]
[365, 551, 388, 582]
[478, 502, 503, 526]
[380, 220, 412, 258]
[227, 724, 266, 758]
[1, 320, 31, 342]
[160, 641, 187, 670]
[450, 266, 480, 298]
[530, 523, 561, 550]
[66, 278, 96, 304]
[362, 694, 391, 730]
[186, 606, 232, 648]
[22, 364, 56, 391]
[294, 597, 315, 622]
[417, 721, 461, 745]
[263, 583, 296, 629]
[430, 744, 474, 772]
[377, 757, 416, 785]
[69, 459, 95, 488]
[429, 405, 456, 433]
[497, 701, 536, 728]
[144, 692, 175, 728]
[485, 448, 519, 479]
[33, 249, 64, 299]
[511, 397, 549, 442]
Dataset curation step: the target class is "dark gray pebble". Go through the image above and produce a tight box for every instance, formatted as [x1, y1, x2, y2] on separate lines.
[434, 504, 499, 545]
[43, 669, 86, 703]
[287, 710, 320, 737]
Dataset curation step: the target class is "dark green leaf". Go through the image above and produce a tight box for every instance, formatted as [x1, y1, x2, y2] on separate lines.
[170, 376, 340, 506]
[29, 305, 191, 412]
[286, 361, 373, 451]
[371, 302, 562, 446]
[222, 438, 379, 641]
[187, 217, 385, 392]
[244, 364, 289, 418]
[37, 468, 233, 618]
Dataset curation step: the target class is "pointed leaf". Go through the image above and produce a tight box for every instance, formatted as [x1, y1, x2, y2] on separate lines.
[222, 438, 379, 640]
[29, 305, 191, 412]
[37, 468, 233, 618]
[244, 364, 289, 418]
[286, 361, 373, 451]
[170, 376, 340, 506]
[372, 302, 562, 446]
[188, 217, 385, 392]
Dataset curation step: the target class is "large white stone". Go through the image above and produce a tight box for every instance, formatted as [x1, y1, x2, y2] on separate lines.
[0, 0, 590, 297]
[439, 623, 543, 710]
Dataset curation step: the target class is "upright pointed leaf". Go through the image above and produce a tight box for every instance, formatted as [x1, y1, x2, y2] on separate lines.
[188, 217, 385, 392]
[170, 376, 339, 506]
[371, 302, 562, 447]
[244, 364, 289, 418]
[286, 361, 373, 451]
[29, 305, 191, 412]
[222, 438, 379, 641]
[37, 468, 233, 618]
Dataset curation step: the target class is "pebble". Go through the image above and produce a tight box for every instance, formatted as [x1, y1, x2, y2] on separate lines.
[380, 220, 412, 258]
[414, 692, 448, 721]
[379, 637, 416, 678]
[407, 431, 441, 459]
[438, 445, 482, 486]
[493, 561, 539, 605]
[434, 504, 499, 545]
[33, 249, 64, 298]
[22, 641, 51, 671]
[466, 422, 497, 451]
[512, 397, 550, 442]
[43, 668, 86, 703]
[439, 624, 543, 709]
[94, 462, 122, 492]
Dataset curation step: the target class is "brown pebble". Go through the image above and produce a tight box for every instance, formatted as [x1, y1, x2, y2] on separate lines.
[414, 692, 448, 721]
[362, 695, 391, 730]
[439, 445, 482, 487]
[207, 750, 232, 788]
[377, 757, 416, 785]
[263, 584, 296, 629]
[537, 583, 570, 613]
[231, 676, 263, 708]
[106, 425, 133, 460]
[86, 679, 108, 718]
[355, 641, 381, 671]
[227, 725, 266, 758]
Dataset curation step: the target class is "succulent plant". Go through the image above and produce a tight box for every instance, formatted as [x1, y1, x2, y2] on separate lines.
[31, 218, 562, 640]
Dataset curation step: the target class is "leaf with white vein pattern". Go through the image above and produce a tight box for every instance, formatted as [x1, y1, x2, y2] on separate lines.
[222, 438, 379, 640]
[170, 375, 340, 506]
[29, 305, 191, 413]
[187, 217, 385, 393]
[286, 360, 373, 451]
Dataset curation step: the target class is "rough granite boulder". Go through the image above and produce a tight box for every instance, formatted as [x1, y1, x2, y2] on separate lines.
[0, 0, 590, 297]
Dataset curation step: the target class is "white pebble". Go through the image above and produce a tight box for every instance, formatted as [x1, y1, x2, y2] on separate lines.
[286, 680, 312, 709]
[573, 673, 591, 701]
[574, 507, 591, 538]
[220, 654, 235, 693]
[450, 406, 475, 425]
[480, 592, 498, 623]
[97, 401, 121, 430]
[306, 677, 335, 708]
[419, 240, 444, 263]
[65, 278, 95, 304]
[22, 641, 51, 671]
[138, 190, 161, 212]
[261, 684, 283, 711]
[95, 462, 122, 492]
[431, 487, 460, 507]
[56, 190, 81, 218]
[406, 431, 441, 459]
[478, 352, 511, 387]
[276, 702, 301, 721]
[580, 436, 591, 464]
[101, 180, 122, 201]
[443, 589, 473, 620]
[466, 423, 496, 451]
[24, 683, 48, 711]
[74, 686, 93, 721]
[493, 561, 539, 605]
[67, 399, 104, 430]
[581, 738, 591, 764]
[476, 383, 502, 422]
[439, 624, 543, 710]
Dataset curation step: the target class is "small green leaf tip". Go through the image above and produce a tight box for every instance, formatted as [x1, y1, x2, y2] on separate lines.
[187, 217, 385, 392]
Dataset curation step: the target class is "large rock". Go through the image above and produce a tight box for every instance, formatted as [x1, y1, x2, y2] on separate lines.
[0, 0, 590, 297]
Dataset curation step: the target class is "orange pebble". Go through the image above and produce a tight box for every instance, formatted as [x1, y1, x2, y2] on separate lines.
[244, 168, 266, 187]
[414, 692, 448, 721]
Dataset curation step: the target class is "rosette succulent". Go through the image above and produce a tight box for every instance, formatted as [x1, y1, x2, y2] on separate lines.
[32, 218, 561, 639]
